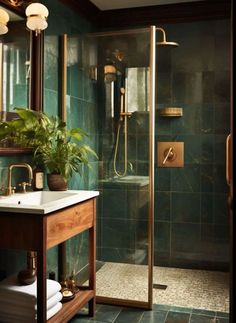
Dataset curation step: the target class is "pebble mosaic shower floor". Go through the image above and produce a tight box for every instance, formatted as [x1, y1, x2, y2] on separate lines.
[96, 262, 229, 313]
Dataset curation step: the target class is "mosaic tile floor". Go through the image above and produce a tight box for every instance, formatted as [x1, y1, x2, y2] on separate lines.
[95, 262, 229, 313]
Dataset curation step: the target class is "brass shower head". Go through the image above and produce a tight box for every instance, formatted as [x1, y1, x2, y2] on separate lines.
[156, 27, 179, 47]
[157, 40, 179, 47]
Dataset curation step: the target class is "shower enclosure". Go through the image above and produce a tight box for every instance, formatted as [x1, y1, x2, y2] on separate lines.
[89, 20, 230, 311]
[61, 18, 230, 313]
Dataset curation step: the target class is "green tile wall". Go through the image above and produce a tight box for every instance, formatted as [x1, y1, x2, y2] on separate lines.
[0, 0, 99, 283]
[155, 19, 230, 270]
[96, 19, 230, 271]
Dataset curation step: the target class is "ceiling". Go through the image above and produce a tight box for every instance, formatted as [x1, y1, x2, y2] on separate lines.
[89, 0, 204, 11]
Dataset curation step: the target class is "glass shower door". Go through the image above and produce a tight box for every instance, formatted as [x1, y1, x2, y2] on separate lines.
[89, 27, 156, 308]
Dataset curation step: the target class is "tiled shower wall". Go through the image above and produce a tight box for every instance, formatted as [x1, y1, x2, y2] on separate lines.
[155, 19, 230, 270]
[97, 19, 230, 271]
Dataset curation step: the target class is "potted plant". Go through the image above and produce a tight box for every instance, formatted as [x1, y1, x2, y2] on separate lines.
[0, 108, 97, 190]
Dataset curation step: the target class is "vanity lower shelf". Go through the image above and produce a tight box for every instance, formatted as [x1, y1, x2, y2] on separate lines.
[48, 289, 94, 323]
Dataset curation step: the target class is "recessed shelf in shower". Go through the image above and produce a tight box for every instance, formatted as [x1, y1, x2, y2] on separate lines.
[159, 107, 183, 117]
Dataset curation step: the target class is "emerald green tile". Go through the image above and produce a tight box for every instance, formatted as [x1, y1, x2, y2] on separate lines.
[170, 306, 192, 314]
[216, 312, 229, 318]
[171, 165, 201, 192]
[165, 311, 190, 323]
[90, 305, 121, 322]
[171, 223, 201, 254]
[214, 73, 230, 104]
[140, 310, 167, 323]
[190, 314, 216, 323]
[201, 135, 214, 164]
[102, 188, 127, 219]
[214, 135, 227, 165]
[171, 192, 200, 223]
[154, 191, 171, 221]
[213, 193, 228, 224]
[201, 107, 214, 134]
[44, 36, 59, 92]
[44, 89, 59, 116]
[214, 104, 230, 134]
[201, 165, 214, 193]
[177, 135, 201, 165]
[102, 219, 135, 249]
[153, 304, 171, 311]
[192, 309, 216, 316]
[70, 97, 85, 129]
[155, 168, 171, 191]
[114, 308, 144, 323]
[202, 72, 214, 104]
[71, 66, 84, 99]
[215, 319, 229, 323]
[154, 221, 170, 253]
[213, 165, 228, 193]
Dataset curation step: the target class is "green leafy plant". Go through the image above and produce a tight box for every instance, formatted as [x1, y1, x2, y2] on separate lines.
[0, 108, 97, 181]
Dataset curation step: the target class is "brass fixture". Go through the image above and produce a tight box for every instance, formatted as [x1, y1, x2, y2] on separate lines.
[162, 147, 176, 165]
[159, 107, 183, 117]
[157, 142, 184, 167]
[9, 0, 24, 6]
[156, 27, 179, 47]
[113, 87, 132, 177]
[6, 163, 33, 195]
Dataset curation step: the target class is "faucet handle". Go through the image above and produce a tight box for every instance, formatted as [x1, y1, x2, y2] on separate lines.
[5, 186, 16, 195]
[18, 182, 31, 193]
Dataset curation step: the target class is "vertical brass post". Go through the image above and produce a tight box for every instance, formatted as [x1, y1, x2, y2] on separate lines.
[59, 33, 68, 282]
[0, 43, 3, 113]
[148, 25, 156, 309]
[61, 33, 67, 122]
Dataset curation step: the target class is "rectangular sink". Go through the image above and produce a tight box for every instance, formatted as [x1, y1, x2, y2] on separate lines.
[0, 190, 99, 214]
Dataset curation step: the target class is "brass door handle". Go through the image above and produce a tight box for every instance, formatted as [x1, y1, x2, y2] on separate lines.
[226, 134, 231, 186]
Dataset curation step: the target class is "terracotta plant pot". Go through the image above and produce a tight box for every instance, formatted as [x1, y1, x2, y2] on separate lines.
[47, 173, 68, 191]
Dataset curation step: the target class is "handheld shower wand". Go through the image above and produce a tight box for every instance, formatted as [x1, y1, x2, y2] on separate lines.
[113, 87, 131, 177]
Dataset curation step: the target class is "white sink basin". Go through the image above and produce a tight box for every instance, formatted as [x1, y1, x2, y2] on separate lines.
[0, 190, 99, 214]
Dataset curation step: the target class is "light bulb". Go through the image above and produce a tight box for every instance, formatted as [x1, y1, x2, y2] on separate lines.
[25, 3, 49, 34]
[0, 8, 9, 35]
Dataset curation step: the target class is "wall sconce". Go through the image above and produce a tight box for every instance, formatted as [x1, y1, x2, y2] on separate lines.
[104, 64, 116, 83]
[25, 2, 49, 36]
[0, 8, 9, 35]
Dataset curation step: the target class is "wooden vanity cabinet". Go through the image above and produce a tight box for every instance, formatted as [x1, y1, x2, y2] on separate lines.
[0, 197, 97, 323]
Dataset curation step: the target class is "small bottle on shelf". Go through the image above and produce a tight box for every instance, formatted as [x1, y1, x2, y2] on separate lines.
[33, 166, 44, 191]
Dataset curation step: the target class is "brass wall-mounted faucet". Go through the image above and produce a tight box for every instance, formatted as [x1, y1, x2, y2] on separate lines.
[5, 163, 33, 196]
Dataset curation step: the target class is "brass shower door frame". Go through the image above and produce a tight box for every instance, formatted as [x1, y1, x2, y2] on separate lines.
[95, 26, 156, 310]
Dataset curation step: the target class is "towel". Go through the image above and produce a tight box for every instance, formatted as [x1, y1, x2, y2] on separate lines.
[0, 275, 61, 301]
[0, 301, 62, 322]
[0, 291, 62, 313]
[46, 302, 63, 320]
[0, 275, 62, 322]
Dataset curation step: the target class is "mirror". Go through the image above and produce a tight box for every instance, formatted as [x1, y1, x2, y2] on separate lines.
[0, 1, 43, 154]
[0, 20, 30, 113]
[0, 3, 28, 114]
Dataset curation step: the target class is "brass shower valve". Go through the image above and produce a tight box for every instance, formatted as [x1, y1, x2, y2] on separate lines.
[157, 142, 184, 167]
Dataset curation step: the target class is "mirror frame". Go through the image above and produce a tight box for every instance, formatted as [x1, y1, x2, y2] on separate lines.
[0, 0, 44, 155]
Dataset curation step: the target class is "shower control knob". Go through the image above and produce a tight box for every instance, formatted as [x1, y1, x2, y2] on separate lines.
[162, 147, 176, 164]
